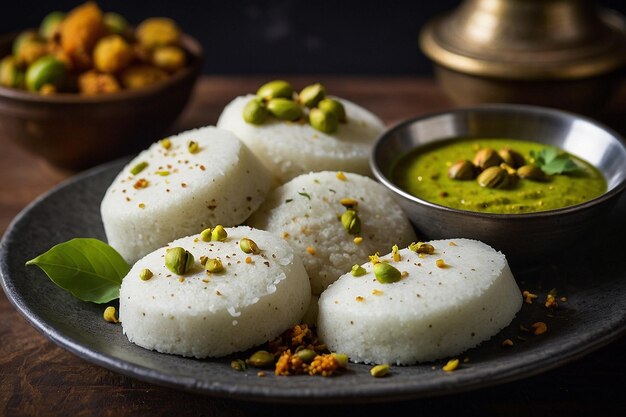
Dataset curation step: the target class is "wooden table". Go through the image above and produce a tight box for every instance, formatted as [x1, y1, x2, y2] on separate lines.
[1, 76, 625, 416]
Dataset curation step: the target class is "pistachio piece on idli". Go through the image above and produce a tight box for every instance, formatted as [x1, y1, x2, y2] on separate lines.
[119, 226, 311, 358]
[216, 93, 384, 184]
[317, 239, 523, 365]
[101, 126, 272, 263]
[247, 171, 417, 295]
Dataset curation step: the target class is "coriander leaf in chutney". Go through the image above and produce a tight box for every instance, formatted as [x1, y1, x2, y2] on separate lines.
[392, 138, 606, 214]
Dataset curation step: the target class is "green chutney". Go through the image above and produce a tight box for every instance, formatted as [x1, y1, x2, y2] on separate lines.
[392, 138, 606, 214]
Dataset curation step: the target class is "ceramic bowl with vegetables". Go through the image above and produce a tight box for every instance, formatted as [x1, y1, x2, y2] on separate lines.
[0, 2, 202, 170]
[371, 104, 626, 263]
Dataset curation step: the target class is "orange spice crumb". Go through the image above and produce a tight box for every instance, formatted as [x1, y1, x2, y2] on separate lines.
[522, 290, 538, 304]
[282, 232, 290, 240]
[245, 256, 252, 264]
[449, 241, 457, 246]
[133, 178, 149, 189]
[501, 338, 514, 348]
[336, 171, 347, 181]
[531, 321, 548, 335]
[306, 246, 316, 256]
[435, 259, 447, 268]
[372, 289, 383, 296]
[545, 294, 558, 309]
[355, 296, 365, 302]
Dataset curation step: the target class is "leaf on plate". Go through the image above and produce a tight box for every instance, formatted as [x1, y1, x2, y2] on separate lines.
[531, 147, 581, 176]
[25, 238, 130, 304]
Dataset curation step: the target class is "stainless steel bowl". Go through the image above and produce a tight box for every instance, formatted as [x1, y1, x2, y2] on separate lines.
[371, 104, 626, 264]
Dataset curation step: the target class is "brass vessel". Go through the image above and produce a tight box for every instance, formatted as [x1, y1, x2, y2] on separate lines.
[420, 0, 626, 112]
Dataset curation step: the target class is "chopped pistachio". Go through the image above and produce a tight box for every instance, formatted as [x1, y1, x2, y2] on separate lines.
[205, 258, 224, 273]
[130, 161, 148, 175]
[339, 197, 358, 209]
[373, 262, 401, 284]
[188, 140, 199, 154]
[332, 353, 349, 368]
[247, 350, 274, 368]
[392, 244, 401, 262]
[370, 364, 390, 378]
[200, 228, 212, 242]
[240, 237, 261, 254]
[341, 209, 361, 235]
[159, 138, 172, 149]
[211, 225, 228, 242]
[351, 264, 366, 277]
[442, 358, 459, 372]
[103, 306, 119, 323]
[165, 247, 194, 275]
[409, 242, 435, 254]
[231, 359, 247, 371]
[139, 268, 153, 281]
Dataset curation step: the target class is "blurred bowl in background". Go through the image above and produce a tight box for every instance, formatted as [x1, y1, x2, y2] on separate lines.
[0, 32, 202, 170]
[371, 104, 626, 265]
[420, 0, 626, 114]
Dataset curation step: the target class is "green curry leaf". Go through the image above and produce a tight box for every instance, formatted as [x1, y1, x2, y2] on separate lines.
[25, 238, 129, 304]
[531, 147, 580, 176]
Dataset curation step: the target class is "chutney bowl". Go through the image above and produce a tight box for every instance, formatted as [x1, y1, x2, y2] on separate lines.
[0, 32, 203, 171]
[370, 104, 626, 264]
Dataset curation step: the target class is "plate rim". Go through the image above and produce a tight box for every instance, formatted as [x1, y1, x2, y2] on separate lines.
[1, 158, 625, 404]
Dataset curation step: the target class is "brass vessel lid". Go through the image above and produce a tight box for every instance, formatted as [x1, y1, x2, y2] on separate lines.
[420, 0, 626, 80]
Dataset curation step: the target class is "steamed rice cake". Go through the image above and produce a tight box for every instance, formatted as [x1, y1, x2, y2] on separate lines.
[216, 95, 385, 183]
[248, 171, 417, 295]
[101, 126, 272, 263]
[317, 239, 522, 365]
[119, 226, 311, 358]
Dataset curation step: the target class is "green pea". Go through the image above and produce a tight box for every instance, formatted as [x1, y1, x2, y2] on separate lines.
[25, 56, 65, 92]
[0, 56, 24, 88]
[104, 12, 130, 36]
[12, 31, 38, 57]
[39, 11, 65, 40]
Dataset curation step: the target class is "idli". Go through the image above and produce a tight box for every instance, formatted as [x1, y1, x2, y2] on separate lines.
[119, 226, 311, 358]
[101, 126, 272, 263]
[248, 171, 417, 295]
[317, 239, 522, 365]
[216, 94, 385, 183]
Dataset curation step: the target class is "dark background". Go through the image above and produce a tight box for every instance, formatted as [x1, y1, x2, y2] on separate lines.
[2, 0, 626, 75]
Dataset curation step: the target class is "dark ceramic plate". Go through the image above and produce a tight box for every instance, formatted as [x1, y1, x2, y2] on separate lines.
[1, 159, 626, 403]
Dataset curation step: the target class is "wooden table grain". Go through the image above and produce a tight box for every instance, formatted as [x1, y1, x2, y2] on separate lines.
[1, 76, 625, 416]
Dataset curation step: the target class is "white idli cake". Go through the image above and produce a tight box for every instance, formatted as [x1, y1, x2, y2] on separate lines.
[101, 126, 272, 263]
[119, 226, 311, 358]
[317, 239, 522, 365]
[216, 80, 385, 183]
[248, 171, 417, 295]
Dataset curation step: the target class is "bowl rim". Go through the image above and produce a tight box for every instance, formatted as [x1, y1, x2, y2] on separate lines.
[0, 31, 203, 103]
[370, 103, 626, 220]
